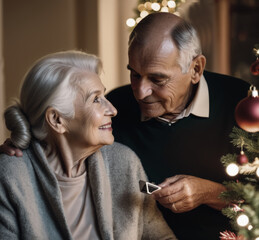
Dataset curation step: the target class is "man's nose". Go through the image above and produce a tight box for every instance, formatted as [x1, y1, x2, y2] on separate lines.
[132, 78, 152, 100]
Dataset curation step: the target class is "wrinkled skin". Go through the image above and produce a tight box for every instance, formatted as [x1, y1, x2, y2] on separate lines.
[152, 175, 227, 213]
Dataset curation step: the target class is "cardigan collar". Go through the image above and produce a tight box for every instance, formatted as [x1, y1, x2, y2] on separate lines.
[87, 150, 114, 240]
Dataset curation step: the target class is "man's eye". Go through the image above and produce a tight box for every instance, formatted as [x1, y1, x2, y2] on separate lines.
[150, 78, 167, 86]
[131, 73, 141, 79]
[93, 96, 101, 103]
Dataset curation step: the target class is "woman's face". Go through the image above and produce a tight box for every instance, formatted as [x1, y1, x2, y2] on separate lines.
[65, 73, 117, 149]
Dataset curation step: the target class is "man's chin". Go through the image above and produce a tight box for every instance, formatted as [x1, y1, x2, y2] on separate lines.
[141, 109, 162, 119]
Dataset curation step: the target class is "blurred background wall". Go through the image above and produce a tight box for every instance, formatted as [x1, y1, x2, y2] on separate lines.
[0, 0, 258, 142]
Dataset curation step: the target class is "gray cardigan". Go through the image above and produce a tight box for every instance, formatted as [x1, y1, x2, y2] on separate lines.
[0, 140, 176, 240]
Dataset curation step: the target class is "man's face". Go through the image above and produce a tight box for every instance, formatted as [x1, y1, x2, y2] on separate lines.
[128, 38, 194, 119]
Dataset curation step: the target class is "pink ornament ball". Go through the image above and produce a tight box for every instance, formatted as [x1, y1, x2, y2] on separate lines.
[235, 95, 259, 132]
[236, 152, 249, 165]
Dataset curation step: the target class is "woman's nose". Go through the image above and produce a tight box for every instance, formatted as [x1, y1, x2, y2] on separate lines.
[105, 101, 117, 117]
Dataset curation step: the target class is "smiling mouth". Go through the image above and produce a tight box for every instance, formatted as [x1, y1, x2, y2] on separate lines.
[99, 123, 112, 130]
[139, 100, 158, 104]
[139, 100, 160, 106]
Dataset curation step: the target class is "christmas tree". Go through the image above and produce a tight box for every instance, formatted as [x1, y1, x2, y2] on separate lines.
[220, 44, 259, 240]
[126, 0, 185, 28]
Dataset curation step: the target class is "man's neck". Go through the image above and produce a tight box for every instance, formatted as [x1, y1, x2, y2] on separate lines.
[160, 83, 198, 121]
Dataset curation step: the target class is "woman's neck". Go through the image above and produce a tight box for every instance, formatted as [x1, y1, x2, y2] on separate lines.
[44, 135, 100, 178]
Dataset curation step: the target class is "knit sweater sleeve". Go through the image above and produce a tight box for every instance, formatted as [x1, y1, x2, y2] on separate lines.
[124, 144, 177, 240]
[0, 200, 19, 240]
[137, 161, 177, 240]
[0, 145, 72, 240]
[101, 142, 177, 240]
[0, 154, 22, 240]
[0, 209, 19, 240]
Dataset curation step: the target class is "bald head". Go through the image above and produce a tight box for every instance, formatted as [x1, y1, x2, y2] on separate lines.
[129, 13, 181, 45]
[129, 12, 202, 73]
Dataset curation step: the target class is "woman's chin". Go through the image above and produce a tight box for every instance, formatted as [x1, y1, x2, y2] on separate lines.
[101, 136, 115, 146]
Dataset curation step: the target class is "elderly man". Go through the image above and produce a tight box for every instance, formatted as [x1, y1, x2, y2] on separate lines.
[1, 12, 249, 240]
[106, 13, 249, 239]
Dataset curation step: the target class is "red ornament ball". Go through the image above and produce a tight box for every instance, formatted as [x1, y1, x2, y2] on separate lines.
[235, 93, 259, 132]
[237, 151, 249, 165]
[250, 59, 259, 76]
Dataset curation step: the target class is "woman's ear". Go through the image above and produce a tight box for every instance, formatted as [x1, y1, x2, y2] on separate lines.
[45, 108, 67, 134]
[191, 55, 206, 84]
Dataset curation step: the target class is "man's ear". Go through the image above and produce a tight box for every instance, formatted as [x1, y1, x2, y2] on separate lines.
[191, 55, 206, 84]
[45, 108, 67, 134]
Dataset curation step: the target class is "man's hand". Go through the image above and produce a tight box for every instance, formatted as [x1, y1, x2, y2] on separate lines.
[0, 139, 23, 157]
[152, 175, 227, 213]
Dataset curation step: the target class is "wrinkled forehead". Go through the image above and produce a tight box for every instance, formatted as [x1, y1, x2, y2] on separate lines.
[129, 32, 175, 53]
[128, 35, 179, 70]
[74, 72, 104, 96]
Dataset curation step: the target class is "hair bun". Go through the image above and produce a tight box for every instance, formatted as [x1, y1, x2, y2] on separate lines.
[4, 105, 31, 149]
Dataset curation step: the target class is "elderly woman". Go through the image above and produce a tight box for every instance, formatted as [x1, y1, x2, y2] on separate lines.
[0, 50, 176, 240]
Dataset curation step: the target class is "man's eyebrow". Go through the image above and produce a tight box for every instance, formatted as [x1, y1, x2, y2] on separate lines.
[127, 65, 136, 72]
[148, 73, 170, 79]
[127, 64, 169, 79]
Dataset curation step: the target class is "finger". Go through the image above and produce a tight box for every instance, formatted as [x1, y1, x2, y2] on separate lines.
[0, 138, 23, 157]
[0, 144, 16, 156]
[171, 203, 178, 212]
[159, 175, 185, 187]
[163, 202, 180, 213]
[155, 189, 183, 205]
[14, 149, 23, 157]
[153, 180, 183, 198]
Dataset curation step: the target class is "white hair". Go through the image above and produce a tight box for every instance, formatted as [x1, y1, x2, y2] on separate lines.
[4, 50, 102, 148]
[129, 13, 202, 73]
[172, 21, 202, 73]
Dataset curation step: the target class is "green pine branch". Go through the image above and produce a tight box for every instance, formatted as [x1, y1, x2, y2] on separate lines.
[221, 154, 237, 166]
[230, 127, 259, 154]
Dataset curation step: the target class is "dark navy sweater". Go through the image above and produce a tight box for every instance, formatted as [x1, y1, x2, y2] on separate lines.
[107, 71, 250, 240]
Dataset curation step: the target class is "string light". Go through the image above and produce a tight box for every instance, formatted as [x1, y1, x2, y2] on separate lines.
[256, 167, 259, 177]
[161, 6, 169, 12]
[138, 4, 145, 11]
[140, 10, 149, 18]
[151, 2, 161, 11]
[136, 17, 142, 23]
[253, 44, 259, 58]
[248, 225, 253, 230]
[126, 18, 136, 27]
[162, 0, 168, 7]
[144, 2, 152, 10]
[168, 0, 176, 8]
[226, 163, 239, 176]
[237, 214, 249, 227]
[126, 0, 184, 28]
